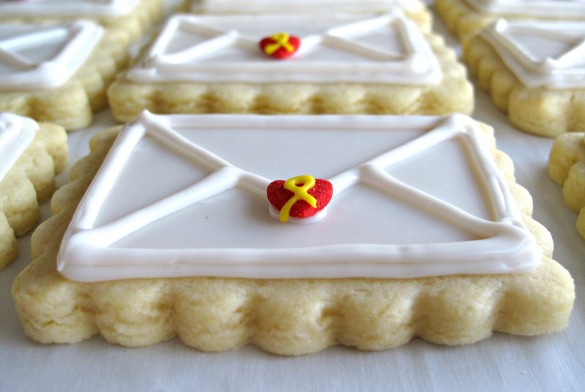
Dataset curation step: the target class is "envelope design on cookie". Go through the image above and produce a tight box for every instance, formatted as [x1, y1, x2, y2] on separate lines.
[128, 12, 442, 84]
[481, 20, 585, 89]
[57, 112, 540, 282]
[0, 20, 103, 90]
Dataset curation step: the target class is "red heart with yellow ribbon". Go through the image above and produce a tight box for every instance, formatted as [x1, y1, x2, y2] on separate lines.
[267, 175, 333, 222]
[259, 32, 301, 60]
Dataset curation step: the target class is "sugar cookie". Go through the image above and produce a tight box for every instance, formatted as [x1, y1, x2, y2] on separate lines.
[12, 112, 574, 355]
[462, 20, 585, 137]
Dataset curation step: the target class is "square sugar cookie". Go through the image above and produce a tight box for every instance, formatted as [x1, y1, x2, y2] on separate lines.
[108, 12, 473, 121]
[0, 113, 67, 270]
[182, 0, 432, 32]
[435, 0, 585, 40]
[0, 20, 129, 131]
[548, 132, 585, 239]
[0, 0, 165, 46]
[462, 20, 585, 137]
[12, 111, 574, 355]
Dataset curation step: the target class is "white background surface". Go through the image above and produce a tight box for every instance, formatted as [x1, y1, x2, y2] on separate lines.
[1, 1, 584, 391]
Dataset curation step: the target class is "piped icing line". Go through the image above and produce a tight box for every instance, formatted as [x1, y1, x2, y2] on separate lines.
[67, 111, 269, 246]
[0, 20, 104, 91]
[329, 115, 524, 236]
[464, 0, 585, 18]
[188, 0, 424, 13]
[481, 19, 585, 88]
[0, 113, 38, 183]
[129, 12, 442, 85]
[0, 27, 67, 68]
[0, 0, 140, 18]
[57, 112, 540, 282]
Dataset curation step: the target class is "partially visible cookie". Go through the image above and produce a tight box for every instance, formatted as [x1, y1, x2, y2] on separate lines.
[0, 113, 67, 269]
[435, 0, 585, 40]
[0, 0, 165, 46]
[462, 20, 585, 137]
[108, 12, 473, 121]
[11, 112, 574, 355]
[0, 20, 128, 130]
[182, 0, 432, 31]
[548, 132, 585, 240]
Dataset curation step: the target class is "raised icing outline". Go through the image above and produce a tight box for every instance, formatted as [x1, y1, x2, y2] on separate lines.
[0, 0, 140, 18]
[0, 113, 38, 182]
[481, 19, 585, 89]
[188, 0, 424, 13]
[57, 111, 540, 282]
[464, 0, 585, 18]
[0, 20, 104, 90]
[127, 12, 442, 85]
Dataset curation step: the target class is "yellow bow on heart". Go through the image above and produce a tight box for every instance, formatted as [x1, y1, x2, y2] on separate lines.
[263, 32, 296, 55]
[279, 175, 317, 223]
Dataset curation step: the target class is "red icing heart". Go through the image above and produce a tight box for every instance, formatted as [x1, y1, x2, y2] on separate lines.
[267, 178, 333, 219]
[259, 33, 301, 60]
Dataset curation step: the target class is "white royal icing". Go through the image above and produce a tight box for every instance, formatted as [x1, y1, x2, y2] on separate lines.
[0, 112, 38, 183]
[57, 111, 540, 282]
[465, 0, 585, 18]
[188, 0, 423, 13]
[127, 12, 442, 85]
[0, 0, 140, 18]
[0, 20, 104, 91]
[481, 20, 585, 89]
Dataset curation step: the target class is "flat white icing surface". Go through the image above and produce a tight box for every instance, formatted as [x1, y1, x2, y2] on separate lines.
[481, 20, 585, 89]
[57, 111, 539, 282]
[0, 0, 140, 18]
[127, 13, 442, 85]
[465, 0, 585, 18]
[0, 20, 104, 90]
[188, 0, 423, 13]
[0, 112, 38, 183]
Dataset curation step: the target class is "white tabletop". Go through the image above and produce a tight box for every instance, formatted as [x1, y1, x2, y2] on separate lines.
[1, 2, 584, 391]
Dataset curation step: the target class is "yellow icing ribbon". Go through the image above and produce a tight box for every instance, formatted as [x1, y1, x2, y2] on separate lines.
[263, 32, 295, 55]
[279, 175, 317, 223]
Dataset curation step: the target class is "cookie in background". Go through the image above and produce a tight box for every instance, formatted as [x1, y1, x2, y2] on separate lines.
[435, 0, 585, 40]
[108, 12, 473, 121]
[0, 113, 67, 270]
[548, 132, 585, 240]
[462, 20, 585, 137]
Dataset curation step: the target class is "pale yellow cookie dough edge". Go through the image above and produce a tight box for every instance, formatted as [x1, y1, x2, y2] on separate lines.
[548, 132, 585, 240]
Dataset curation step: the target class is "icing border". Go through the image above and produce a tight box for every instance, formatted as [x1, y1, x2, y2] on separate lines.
[0, 20, 104, 91]
[57, 112, 540, 282]
[127, 13, 442, 85]
[464, 0, 585, 18]
[481, 19, 585, 89]
[0, 0, 140, 18]
[188, 0, 424, 13]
